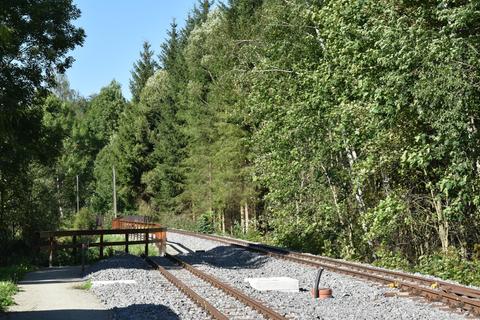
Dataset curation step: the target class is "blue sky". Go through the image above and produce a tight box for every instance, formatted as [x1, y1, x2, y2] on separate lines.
[66, 1, 199, 100]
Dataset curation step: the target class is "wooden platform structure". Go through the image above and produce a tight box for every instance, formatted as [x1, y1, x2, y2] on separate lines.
[38, 219, 166, 267]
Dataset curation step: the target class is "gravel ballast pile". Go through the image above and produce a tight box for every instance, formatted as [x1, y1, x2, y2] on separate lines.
[167, 232, 467, 320]
[86, 253, 211, 320]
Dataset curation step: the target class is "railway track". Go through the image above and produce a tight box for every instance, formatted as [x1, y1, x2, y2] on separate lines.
[169, 229, 480, 317]
[143, 253, 287, 320]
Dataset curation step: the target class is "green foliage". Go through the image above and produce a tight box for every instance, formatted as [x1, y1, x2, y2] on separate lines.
[82, 81, 126, 148]
[0, 264, 31, 284]
[156, 213, 196, 231]
[230, 222, 264, 243]
[5, 0, 480, 288]
[415, 250, 480, 287]
[0, 0, 84, 248]
[73, 207, 96, 230]
[130, 41, 158, 103]
[102, 235, 158, 256]
[85, 81, 127, 214]
[0, 0, 84, 138]
[197, 211, 214, 234]
[75, 279, 92, 290]
[0, 264, 33, 311]
[362, 194, 412, 249]
[372, 248, 411, 271]
[139, 70, 184, 215]
[0, 281, 16, 311]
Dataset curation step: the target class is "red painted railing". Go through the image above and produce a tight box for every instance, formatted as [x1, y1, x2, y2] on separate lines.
[111, 216, 166, 255]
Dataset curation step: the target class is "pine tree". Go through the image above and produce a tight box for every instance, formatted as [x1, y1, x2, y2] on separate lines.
[129, 41, 158, 103]
[130, 18, 192, 218]
[160, 20, 179, 71]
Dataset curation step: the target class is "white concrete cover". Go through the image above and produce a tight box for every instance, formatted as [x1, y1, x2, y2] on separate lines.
[244, 277, 299, 292]
[92, 280, 136, 286]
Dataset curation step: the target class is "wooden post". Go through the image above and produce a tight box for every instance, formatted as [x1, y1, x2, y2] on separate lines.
[125, 233, 129, 253]
[160, 231, 166, 257]
[113, 165, 117, 218]
[49, 236, 54, 267]
[99, 234, 104, 259]
[145, 231, 149, 256]
[81, 243, 86, 275]
[72, 235, 77, 263]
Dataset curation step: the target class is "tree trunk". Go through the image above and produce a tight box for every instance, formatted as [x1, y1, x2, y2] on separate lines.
[192, 200, 196, 222]
[240, 205, 245, 234]
[208, 162, 213, 214]
[433, 197, 449, 253]
[245, 203, 249, 233]
[346, 147, 365, 211]
[56, 176, 63, 218]
[426, 179, 449, 253]
[321, 164, 343, 224]
[221, 210, 225, 233]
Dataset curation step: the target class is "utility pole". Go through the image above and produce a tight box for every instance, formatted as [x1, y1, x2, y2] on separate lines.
[112, 165, 117, 218]
[76, 175, 80, 213]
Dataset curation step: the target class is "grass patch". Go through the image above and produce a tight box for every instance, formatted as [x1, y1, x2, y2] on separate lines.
[103, 234, 159, 256]
[0, 264, 33, 312]
[74, 279, 92, 290]
[0, 281, 17, 311]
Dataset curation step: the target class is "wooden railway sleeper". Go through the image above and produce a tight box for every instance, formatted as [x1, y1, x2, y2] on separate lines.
[166, 253, 287, 320]
[143, 255, 228, 320]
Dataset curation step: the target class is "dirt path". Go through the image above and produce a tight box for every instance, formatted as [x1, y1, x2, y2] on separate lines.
[0, 266, 111, 320]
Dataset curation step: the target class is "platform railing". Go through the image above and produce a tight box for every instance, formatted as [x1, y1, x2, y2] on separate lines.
[111, 216, 166, 254]
[38, 226, 166, 267]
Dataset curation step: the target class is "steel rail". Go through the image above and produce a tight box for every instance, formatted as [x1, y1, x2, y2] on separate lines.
[143, 255, 228, 320]
[165, 253, 287, 320]
[169, 229, 480, 316]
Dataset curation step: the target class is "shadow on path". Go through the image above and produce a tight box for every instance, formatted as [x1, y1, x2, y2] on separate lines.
[1, 304, 179, 320]
[18, 266, 84, 285]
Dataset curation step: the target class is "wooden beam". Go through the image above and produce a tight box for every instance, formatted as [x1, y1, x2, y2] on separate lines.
[39, 227, 166, 238]
[125, 233, 129, 253]
[99, 234, 104, 259]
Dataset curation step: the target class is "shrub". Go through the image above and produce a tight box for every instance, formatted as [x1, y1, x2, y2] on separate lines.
[372, 248, 411, 271]
[0, 264, 32, 311]
[0, 281, 16, 311]
[414, 249, 480, 286]
[73, 207, 97, 230]
[197, 211, 214, 234]
[231, 221, 264, 242]
[74, 279, 92, 290]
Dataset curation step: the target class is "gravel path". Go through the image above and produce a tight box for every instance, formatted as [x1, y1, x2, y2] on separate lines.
[167, 232, 468, 320]
[151, 256, 266, 319]
[1, 266, 109, 320]
[86, 253, 211, 320]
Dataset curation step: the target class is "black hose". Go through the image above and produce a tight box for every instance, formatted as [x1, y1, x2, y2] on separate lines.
[313, 268, 324, 298]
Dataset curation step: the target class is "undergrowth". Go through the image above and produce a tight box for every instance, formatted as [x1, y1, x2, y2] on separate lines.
[0, 264, 33, 311]
[192, 224, 480, 287]
[74, 279, 92, 290]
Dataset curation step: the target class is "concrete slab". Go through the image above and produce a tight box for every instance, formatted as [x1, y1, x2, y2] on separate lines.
[245, 277, 299, 292]
[0, 266, 111, 320]
[92, 280, 136, 286]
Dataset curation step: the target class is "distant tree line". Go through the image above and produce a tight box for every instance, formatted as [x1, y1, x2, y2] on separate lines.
[2, 0, 480, 282]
